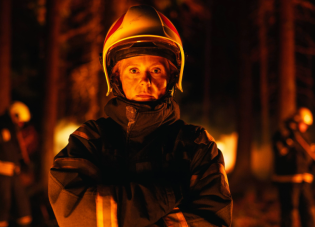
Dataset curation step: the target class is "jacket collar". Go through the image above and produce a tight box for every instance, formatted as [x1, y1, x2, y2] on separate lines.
[104, 97, 180, 138]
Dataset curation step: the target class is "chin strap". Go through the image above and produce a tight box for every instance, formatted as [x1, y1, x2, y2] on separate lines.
[164, 74, 178, 104]
[112, 83, 125, 97]
[110, 74, 126, 98]
[165, 87, 174, 104]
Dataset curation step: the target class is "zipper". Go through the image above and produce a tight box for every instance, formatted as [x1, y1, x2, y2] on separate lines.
[125, 105, 138, 143]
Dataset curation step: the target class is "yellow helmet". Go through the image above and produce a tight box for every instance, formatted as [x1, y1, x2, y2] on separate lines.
[102, 5, 185, 96]
[294, 107, 313, 125]
[9, 101, 31, 123]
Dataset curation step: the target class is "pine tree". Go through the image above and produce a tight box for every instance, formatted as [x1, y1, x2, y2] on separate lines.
[0, 0, 11, 114]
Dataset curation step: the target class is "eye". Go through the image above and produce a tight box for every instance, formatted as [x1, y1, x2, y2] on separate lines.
[152, 68, 161, 74]
[129, 68, 139, 74]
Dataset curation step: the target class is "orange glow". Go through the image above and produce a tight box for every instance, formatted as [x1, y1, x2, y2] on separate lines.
[216, 132, 238, 173]
[53, 122, 240, 174]
[54, 120, 80, 155]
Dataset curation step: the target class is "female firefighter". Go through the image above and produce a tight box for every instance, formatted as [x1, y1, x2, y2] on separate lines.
[49, 5, 233, 227]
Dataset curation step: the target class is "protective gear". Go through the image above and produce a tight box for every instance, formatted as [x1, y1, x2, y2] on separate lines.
[9, 102, 31, 123]
[101, 5, 185, 96]
[293, 107, 313, 125]
[272, 116, 315, 227]
[273, 120, 314, 177]
[49, 98, 232, 226]
[0, 112, 32, 225]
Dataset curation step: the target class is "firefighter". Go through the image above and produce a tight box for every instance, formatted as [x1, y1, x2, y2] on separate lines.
[49, 5, 232, 226]
[272, 107, 315, 227]
[0, 101, 32, 227]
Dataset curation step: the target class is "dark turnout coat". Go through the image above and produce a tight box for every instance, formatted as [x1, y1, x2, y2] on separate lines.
[273, 120, 314, 176]
[0, 112, 22, 165]
[49, 98, 232, 227]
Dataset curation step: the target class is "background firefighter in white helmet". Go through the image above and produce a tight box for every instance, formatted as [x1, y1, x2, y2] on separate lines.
[272, 107, 315, 227]
[49, 5, 232, 227]
[0, 101, 32, 227]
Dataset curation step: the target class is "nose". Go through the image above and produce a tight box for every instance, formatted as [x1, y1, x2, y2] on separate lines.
[140, 71, 151, 86]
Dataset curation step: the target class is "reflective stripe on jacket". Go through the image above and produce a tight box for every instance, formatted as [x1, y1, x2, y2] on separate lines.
[272, 173, 313, 183]
[0, 160, 15, 176]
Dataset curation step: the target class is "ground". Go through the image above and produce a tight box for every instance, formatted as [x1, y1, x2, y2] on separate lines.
[232, 183, 281, 227]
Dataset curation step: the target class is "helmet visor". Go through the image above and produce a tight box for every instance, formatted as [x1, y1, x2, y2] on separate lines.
[107, 38, 181, 70]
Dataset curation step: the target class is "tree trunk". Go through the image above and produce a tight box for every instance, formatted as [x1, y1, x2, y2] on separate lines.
[85, 0, 102, 120]
[229, 0, 253, 190]
[259, 0, 270, 145]
[203, 18, 211, 126]
[41, 0, 60, 188]
[255, 0, 274, 181]
[278, 0, 296, 123]
[0, 0, 11, 115]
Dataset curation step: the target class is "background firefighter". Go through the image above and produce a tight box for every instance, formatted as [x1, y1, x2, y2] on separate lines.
[0, 101, 32, 227]
[272, 107, 315, 227]
[49, 5, 233, 226]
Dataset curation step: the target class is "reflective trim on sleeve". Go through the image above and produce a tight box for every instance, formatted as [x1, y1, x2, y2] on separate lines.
[16, 216, 32, 225]
[71, 123, 101, 140]
[272, 173, 314, 183]
[163, 207, 188, 227]
[72, 130, 90, 140]
[96, 186, 118, 227]
[1, 128, 11, 142]
[190, 175, 198, 187]
[0, 160, 15, 176]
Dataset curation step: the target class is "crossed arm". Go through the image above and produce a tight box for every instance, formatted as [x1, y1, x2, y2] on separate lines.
[48, 124, 232, 227]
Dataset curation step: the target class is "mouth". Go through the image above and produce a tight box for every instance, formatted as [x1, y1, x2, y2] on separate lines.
[136, 94, 156, 100]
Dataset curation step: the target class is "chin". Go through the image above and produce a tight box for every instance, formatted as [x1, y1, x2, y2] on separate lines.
[135, 98, 157, 102]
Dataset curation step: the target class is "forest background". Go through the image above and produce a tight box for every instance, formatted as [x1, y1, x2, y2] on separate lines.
[1, 0, 315, 226]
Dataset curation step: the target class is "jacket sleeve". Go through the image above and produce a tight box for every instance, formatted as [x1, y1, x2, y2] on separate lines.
[48, 120, 182, 227]
[171, 129, 233, 227]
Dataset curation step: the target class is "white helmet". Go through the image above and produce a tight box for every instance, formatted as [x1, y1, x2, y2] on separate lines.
[294, 107, 313, 125]
[9, 101, 31, 123]
[101, 5, 185, 96]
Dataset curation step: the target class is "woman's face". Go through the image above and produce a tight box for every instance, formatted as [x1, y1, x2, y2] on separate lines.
[119, 55, 170, 102]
